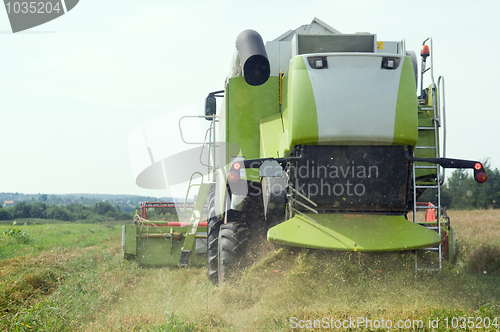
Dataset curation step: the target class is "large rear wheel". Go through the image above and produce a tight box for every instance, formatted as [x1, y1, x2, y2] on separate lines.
[210, 182, 270, 285]
[218, 222, 249, 285]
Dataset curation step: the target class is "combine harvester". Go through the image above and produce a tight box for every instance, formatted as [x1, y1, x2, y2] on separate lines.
[123, 18, 488, 283]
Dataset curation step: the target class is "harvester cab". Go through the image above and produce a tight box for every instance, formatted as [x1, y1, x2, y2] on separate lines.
[202, 18, 488, 283]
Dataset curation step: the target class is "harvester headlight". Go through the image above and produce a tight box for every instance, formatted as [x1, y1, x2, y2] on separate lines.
[307, 56, 328, 69]
[381, 57, 400, 70]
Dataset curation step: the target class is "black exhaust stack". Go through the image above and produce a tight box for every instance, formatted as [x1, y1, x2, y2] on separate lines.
[236, 29, 270, 86]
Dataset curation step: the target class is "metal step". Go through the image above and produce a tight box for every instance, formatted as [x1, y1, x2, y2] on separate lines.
[415, 146, 436, 149]
[416, 267, 441, 271]
[415, 185, 438, 189]
[415, 165, 438, 169]
[416, 205, 438, 209]
[418, 126, 436, 130]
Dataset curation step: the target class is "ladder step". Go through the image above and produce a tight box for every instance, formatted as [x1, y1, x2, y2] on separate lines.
[416, 267, 441, 271]
[416, 206, 438, 209]
[415, 185, 438, 189]
[419, 107, 434, 111]
[415, 165, 438, 169]
[423, 247, 440, 250]
[415, 146, 436, 149]
[418, 126, 436, 130]
[421, 226, 439, 230]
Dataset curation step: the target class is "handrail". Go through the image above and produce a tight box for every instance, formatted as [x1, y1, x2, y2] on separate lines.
[178, 115, 219, 182]
[428, 38, 441, 186]
[414, 36, 442, 270]
[198, 120, 219, 181]
[183, 172, 204, 208]
[437, 75, 447, 183]
[400, 38, 406, 55]
[178, 115, 218, 145]
[198, 127, 213, 168]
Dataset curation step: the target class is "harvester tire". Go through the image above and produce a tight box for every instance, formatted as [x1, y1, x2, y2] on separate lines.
[218, 222, 248, 285]
[207, 195, 222, 284]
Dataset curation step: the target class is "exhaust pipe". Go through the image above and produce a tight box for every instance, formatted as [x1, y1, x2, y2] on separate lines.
[231, 29, 270, 86]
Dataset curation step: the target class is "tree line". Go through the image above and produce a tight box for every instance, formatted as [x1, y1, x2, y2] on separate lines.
[0, 201, 133, 222]
[0, 193, 173, 214]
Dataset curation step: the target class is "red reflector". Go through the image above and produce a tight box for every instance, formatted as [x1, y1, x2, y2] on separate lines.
[474, 162, 482, 170]
[227, 171, 240, 183]
[233, 162, 241, 170]
[475, 172, 488, 183]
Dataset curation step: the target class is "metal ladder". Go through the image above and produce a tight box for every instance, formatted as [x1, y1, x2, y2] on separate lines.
[413, 37, 446, 271]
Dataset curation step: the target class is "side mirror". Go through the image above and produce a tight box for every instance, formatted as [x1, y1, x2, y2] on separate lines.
[205, 95, 216, 120]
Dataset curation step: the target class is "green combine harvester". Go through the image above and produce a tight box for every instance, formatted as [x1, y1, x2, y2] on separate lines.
[123, 18, 488, 284]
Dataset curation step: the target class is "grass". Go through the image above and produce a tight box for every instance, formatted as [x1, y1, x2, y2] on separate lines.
[0, 212, 499, 331]
[448, 210, 500, 277]
[0, 223, 120, 260]
[448, 209, 500, 246]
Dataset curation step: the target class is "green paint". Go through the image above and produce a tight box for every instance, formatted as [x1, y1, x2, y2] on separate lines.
[414, 85, 440, 180]
[267, 213, 441, 251]
[182, 183, 212, 253]
[194, 182, 212, 214]
[227, 76, 280, 181]
[282, 56, 318, 153]
[260, 113, 284, 158]
[393, 56, 418, 146]
[136, 225, 207, 267]
[123, 225, 137, 258]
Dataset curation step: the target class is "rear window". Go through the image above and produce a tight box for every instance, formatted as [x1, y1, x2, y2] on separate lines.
[297, 34, 375, 54]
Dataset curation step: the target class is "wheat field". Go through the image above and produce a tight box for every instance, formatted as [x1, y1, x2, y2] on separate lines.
[1, 211, 499, 331]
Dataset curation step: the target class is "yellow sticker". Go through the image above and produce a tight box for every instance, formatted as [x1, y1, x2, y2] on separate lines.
[377, 41, 384, 50]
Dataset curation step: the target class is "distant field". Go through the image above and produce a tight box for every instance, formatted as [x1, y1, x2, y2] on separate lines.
[1, 211, 499, 331]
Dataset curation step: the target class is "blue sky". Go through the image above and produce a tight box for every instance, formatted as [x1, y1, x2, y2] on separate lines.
[1, 0, 498, 196]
